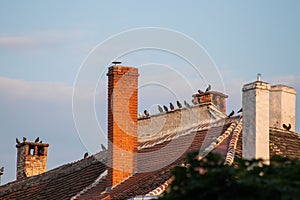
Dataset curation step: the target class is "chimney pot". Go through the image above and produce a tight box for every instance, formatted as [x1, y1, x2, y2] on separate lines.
[257, 73, 262, 81]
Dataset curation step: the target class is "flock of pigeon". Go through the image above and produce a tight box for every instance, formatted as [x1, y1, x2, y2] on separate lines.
[15, 137, 42, 146]
[139, 85, 212, 119]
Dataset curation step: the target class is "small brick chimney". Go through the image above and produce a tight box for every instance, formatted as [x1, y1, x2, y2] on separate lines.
[107, 65, 139, 187]
[270, 85, 297, 132]
[242, 74, 270, 163]
[192, 91, 228, 114]
[0, 167, 3, 185]
[16, 139, 49, 180]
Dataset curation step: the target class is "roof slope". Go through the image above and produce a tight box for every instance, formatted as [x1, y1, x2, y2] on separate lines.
[235, 128, 300, 160]
[269, 128, 300, 158]
[82, 117, 242, 200]
[0, 152, 107, 200]
[2, 112, 300, 200]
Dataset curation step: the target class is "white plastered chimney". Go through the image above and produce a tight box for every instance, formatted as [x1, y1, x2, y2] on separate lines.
[270, 85, 296, 132]
[242, 74, 270, 162]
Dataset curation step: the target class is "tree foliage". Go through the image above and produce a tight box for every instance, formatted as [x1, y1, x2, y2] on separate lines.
[159, 152, 300, 200]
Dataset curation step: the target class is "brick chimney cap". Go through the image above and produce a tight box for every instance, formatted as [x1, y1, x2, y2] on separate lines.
[107, 65, 139, 76]
[192, 91, 228, 98]
[16, 142, 49, 148]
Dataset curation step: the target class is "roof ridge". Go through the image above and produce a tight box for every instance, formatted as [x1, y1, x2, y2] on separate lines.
[269, 127, 300, 136]
[198, 119, 239, 159]
[224, 118, 243, 165]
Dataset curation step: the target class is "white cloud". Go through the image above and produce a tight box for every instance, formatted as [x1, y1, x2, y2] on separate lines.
[0, 36, 40, 48]
[0, 30, 93, 51]
[0, 77, 72, 103]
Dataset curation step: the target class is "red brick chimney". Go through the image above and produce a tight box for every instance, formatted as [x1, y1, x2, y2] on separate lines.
[16, 139, 49, 180]
[107, 65, 139, 187]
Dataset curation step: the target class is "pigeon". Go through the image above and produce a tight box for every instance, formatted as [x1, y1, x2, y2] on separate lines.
[227, 110, 235, 118]
[205, 84, 211, 93]
[158, 105, 164, 113]
[144, 110, 150, 117]
[101, 144, 107, 151]
[184, 100, 191, 108]
[34, 137, 39, 143]
[283, 123, 291, 131]
[138, 112, 143, 118]
[84, 152, 89, 159]
[163, 105, 168, 112]
[169, 102, 174, 110]
[237, 108, 243, 113]
[177, 101, 182, 108]
[198, 89, 204, 94]
[22, 137, 27, 142]
[16, 138, 21, 145]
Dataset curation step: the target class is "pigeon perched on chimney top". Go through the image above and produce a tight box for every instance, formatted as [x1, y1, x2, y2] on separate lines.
[169, 102, 174, 110]
[177, 101, 182, 109]
[144, 110, 150, 117]
[16, 138, 21, 145]
[163, 105, 168, 112]
[101, 144, 107, 151]
[84, 152, 88, 159]
[158, 105, 164, 113]
[205, 84, 211, 93]
[198, 89, 204, 94]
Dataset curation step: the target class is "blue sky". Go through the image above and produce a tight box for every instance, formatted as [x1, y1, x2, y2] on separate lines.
[0, 1, 300, 184]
